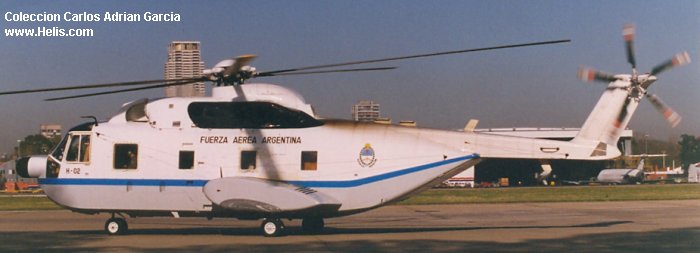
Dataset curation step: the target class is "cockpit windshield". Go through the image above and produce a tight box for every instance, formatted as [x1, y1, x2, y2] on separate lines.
[188, 102, 323, 129]
[50, 134, 68, 161]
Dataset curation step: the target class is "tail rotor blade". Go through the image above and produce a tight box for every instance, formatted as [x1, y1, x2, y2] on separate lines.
[646, 93, 682, 127]
[613, 97, 631, 129]
[623, 24, 636, 69]
[650, 51, 691, 76]
[577, 66, 619, 83]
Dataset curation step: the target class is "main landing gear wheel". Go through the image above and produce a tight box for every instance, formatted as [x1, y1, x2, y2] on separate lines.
[261, 218, 285, 237]
[105, 217, 128, 235]
[302, 217, 325, 234]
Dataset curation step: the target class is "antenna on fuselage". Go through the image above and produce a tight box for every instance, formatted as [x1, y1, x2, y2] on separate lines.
[81, 115, 99, 126]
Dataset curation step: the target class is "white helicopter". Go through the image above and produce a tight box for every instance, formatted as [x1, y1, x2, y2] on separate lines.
[3, 25, 689, 237]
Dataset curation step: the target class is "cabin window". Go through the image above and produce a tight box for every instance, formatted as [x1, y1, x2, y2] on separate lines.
[114, 144, 138, 169]
[240, 150, 257, 170]
[65, 134, 91, 163]
[301, 151, 318, 171]
[179, 151, 195, 169]
[188, 101, 324, 129]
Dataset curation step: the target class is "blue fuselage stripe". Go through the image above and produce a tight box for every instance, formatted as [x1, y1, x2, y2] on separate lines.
[290, 154, 479, 188]
[39, 178, 207, 187]
[38, 153, 479, 188]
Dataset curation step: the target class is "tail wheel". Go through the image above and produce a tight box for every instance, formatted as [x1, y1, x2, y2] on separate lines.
[261, 218, 285, 237]
[302, 217, 325, 234]
[105, 217, 128, 235]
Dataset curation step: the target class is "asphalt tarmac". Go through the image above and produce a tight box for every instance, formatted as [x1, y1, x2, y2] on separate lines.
[0, 200, 698, 252]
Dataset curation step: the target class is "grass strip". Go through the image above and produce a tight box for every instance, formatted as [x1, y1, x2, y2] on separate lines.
[0, 184, 698, 210]
[400, 184, 700, 205]
[0, 196, 62, 211]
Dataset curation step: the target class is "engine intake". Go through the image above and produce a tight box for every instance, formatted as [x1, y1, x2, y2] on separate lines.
[16, 156, 48, 178]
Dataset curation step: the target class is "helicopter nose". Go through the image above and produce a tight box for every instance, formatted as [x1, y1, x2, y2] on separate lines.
[16, 156, 48, 178]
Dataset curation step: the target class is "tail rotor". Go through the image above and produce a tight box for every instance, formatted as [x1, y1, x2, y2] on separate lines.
[577, 24, 690, 128]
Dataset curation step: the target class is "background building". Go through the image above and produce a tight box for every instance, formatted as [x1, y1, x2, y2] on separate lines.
[0, 160, 38, 191]
[164, 41, 205, 97]
[39, 124, 62, 139]
[351, 100, 381, 122]
[399, 120, 417, 127]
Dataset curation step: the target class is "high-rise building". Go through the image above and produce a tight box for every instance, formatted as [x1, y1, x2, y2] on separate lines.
[352, 100, 381, 122]
[164, 41, 205, 97]
[40, 124, 62, 139]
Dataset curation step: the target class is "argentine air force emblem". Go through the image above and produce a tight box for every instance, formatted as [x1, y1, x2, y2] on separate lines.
[358, 143, 377, 167]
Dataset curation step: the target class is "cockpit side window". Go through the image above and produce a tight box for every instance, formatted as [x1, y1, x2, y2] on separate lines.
[81, 136, 91, 162]
[65, 134, 91, 163]
[66, 135, 80, 161]
[188, 102, 324, 129]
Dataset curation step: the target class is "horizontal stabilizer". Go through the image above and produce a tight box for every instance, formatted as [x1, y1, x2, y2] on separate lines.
[203, 177, 341, 215]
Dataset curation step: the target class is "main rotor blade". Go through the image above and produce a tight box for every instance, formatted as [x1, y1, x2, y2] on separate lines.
[646, 93, 682, 127]
[577, 66, 619, 83]
[258, 67, 397, 76]
[650, 51, 691, 76]
[259, 39, 571, 76]
[0, 77, 204, 96]
[45, 79, 202, 101]
[623, 24, 636, 69]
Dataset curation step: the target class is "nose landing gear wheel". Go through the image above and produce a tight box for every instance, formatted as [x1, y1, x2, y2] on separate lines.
[105, 217, 128, 235]
[261, 218, 284, 237]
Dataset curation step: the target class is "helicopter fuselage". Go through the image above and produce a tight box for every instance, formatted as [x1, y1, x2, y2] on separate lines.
[41, 118, 483, 217]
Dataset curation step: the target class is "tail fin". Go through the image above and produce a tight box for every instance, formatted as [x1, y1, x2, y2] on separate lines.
[636, 159, 645, 170]
[572, 79, 640, 148]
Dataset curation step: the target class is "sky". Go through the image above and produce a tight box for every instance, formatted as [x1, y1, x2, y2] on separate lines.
[0, 0, 698, 154]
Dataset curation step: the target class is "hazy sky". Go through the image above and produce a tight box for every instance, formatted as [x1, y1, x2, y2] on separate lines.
[0, 0, 698, 154]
